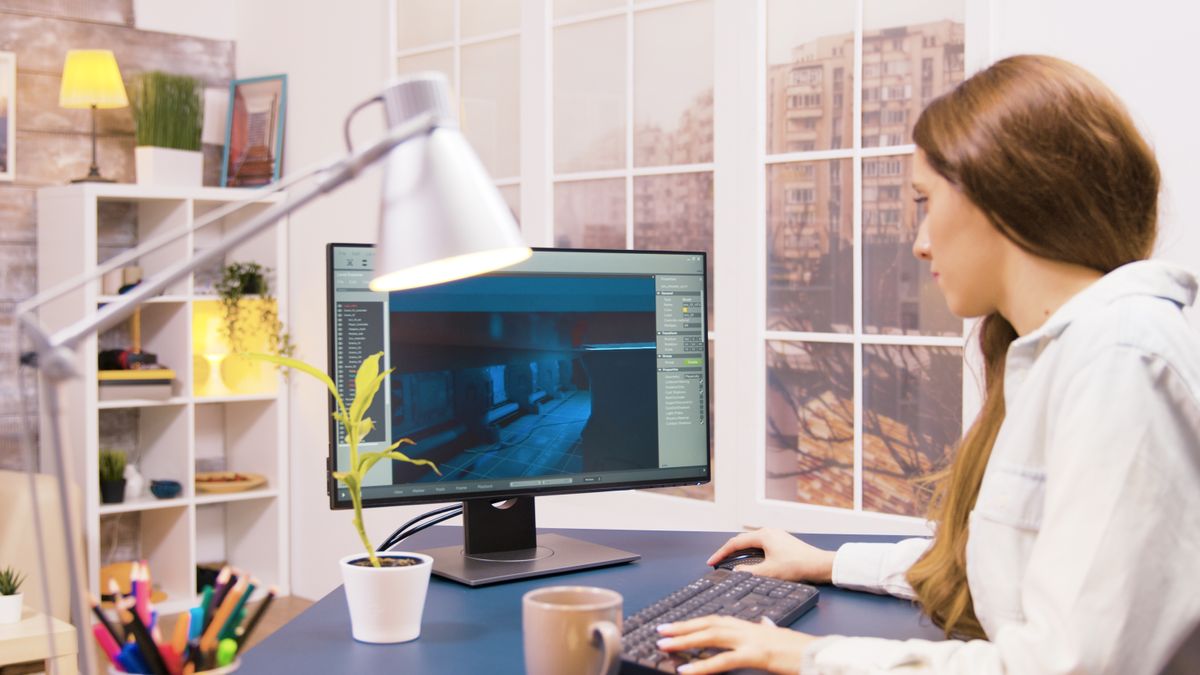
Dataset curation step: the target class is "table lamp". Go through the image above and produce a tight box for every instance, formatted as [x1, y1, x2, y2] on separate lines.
[59, 49, 129, 183]
[17, 72, 529, 674]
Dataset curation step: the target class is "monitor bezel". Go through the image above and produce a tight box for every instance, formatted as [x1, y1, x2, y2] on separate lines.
[325, 243, 712, 510]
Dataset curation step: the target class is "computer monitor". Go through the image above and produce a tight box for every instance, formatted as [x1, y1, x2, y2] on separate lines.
[327, 244, 710, 584]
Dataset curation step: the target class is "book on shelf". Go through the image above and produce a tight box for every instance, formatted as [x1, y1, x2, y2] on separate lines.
[98, 369, 176, 401]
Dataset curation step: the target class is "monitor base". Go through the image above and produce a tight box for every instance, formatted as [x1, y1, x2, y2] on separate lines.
[423, 533, 640, 586]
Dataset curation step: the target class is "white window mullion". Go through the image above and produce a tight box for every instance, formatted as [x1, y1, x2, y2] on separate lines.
[851, 0, 866, 513]
[624, 7, 635, 249]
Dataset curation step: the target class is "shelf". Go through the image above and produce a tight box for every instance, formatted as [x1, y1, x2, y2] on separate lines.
[97, 294, 189, 305]
[97, 397, 188, 410]
[193, 393, 278, 404]
[193, 488, 279, 506]
[99, 496, 188, 515]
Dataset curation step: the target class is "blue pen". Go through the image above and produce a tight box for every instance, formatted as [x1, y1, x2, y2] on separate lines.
[121, 642, 150, 674]
[189, 606, 205, 640]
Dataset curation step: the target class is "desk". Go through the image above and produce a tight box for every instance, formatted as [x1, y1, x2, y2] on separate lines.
[0, 608, 77, 675]
[243, 528, 941, 673]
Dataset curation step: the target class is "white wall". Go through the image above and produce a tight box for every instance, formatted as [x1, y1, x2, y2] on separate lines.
[222, 0, 1200, 600]
[133, 0, 236, 41]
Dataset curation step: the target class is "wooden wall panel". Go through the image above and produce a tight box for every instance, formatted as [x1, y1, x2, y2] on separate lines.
[0, 0, 133, 26]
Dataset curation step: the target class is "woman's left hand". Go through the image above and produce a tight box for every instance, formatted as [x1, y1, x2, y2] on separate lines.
[656, 615, 819, 674]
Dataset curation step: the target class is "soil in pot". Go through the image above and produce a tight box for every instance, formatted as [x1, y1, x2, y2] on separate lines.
[346, 556, 422, 568]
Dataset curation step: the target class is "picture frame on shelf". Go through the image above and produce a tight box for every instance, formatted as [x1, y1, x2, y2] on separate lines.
[220, 74, 287, 187]
[0, 51, 15, 182]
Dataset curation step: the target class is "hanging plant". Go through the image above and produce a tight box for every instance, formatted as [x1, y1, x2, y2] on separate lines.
[214, 262, 295, 363]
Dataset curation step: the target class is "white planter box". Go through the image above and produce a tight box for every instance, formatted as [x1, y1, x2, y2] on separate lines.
[340, 552, 432, 643]
[135, 146, 203, 186]
[0, 593, 22, 624]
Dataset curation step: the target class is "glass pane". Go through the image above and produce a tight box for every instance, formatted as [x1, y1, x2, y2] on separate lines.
[765, 340, 853, 508]
[554, 17, 626, 173]
[862, 0, 965, 146]
[553, 179, 625, 249]
[396, 48, 455, 91]
[634, 0, 714, 167]
[554, 0, 624, 19]
[396, 0, 453, 50]
[645, 340, 714, 501]
[462, 37, 521, 179]
[498, 184, 520, 223]
[766, 159, 852, 333]
[863, 155, 960, 335]
[462, 0, 520, 38]
[863, 345, 962, 516]
[634, 173, 714, 324]
[765, 0, 854, 153]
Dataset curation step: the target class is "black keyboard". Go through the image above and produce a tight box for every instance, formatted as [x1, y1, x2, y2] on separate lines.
[620, 568, 820, 674]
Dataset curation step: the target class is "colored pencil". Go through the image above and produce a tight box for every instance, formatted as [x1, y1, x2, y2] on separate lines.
[92, 622, 122, 668]
[236, 585, 277, 647]
[88, 592, 123, 644]
[200, 576, 245, 654]
[203, 568, 231, 631]
[108, 587, 169, 675]
[218, 579, 255, 641]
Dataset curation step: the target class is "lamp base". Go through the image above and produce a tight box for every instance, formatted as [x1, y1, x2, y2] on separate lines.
[70, 175, 116, 183]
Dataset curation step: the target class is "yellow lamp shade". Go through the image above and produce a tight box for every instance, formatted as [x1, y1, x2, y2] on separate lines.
[59, 50, 129, 109]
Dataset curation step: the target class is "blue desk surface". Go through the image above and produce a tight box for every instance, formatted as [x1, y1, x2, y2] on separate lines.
[242, 527, 943, 673]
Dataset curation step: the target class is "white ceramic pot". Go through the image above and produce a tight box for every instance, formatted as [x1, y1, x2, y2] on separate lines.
[0, 593, 23, 624]
[135, 146, 203, 186]
[340, 551, 433, 643]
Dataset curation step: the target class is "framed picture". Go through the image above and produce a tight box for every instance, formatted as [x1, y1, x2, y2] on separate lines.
[0, 51, 15, 182]
[221, 74, 286, 187]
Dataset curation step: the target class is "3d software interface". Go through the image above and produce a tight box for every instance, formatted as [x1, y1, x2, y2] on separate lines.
[329, 246, 708, 504]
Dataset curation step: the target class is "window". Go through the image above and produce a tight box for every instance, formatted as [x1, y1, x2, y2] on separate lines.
[791, 66, 823, 86]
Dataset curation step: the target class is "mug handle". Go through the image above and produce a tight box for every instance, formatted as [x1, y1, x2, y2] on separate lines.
[590, 620, 621, 675]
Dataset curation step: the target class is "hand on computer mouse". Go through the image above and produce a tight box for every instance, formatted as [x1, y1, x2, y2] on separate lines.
[706, 528, 836, 584]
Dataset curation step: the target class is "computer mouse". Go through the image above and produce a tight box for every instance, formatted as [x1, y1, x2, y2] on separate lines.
[713, 547, 766, 571]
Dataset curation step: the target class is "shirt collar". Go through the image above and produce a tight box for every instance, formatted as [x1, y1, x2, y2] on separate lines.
[1010, 259, 1198, 352]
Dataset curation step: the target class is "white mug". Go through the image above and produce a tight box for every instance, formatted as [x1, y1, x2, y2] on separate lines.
[523, 586, 622, 675]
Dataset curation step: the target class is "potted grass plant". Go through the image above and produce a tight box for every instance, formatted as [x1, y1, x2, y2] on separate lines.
[247, 351, 439, 643]
[0, 565, 25, 624]
[130, 71, 204, 186]
[99, 449, 127, 504]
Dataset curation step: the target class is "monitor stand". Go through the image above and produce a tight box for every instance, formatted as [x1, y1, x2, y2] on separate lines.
[420, 496, 640, 586]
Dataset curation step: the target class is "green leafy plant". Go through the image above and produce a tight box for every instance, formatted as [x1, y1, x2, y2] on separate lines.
[99, 450, 126, 482]
[246, 351, 440, 567]
[215, 262, 295, 361]
[129, 71, 203, 151]
[0, 566, 24, 596]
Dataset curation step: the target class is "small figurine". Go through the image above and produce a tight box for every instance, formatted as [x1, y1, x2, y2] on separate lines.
[124, 463, 145, 499]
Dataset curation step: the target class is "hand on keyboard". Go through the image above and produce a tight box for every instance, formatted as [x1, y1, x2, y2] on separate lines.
[620, 569, 819, 673]
[656, 615, 819, 675]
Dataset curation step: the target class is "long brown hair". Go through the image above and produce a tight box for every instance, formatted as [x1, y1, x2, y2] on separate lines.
[906, 55, 1159, 639]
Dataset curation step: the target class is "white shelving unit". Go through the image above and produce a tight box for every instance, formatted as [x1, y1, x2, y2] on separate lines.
[36, 183, 291, 615]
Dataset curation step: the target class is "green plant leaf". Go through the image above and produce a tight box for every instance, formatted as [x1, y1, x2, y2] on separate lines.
[348, 370, 391, 433]
[357, 444, 442, 478]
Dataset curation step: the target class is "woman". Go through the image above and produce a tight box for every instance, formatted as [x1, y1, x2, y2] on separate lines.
[657, 54, 1200, 674]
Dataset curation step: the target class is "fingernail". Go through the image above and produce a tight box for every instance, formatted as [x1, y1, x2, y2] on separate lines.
[656, 624, 671, 634]
[677, 665, 695, 674]
[656, 638, 675, 649]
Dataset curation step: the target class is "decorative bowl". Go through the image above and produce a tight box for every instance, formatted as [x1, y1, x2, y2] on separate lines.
[150, 479, 182, 499]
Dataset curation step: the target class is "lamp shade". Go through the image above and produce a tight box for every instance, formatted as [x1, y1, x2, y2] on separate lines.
[59, 50, 129, 109]
[369, 75, 530, 292]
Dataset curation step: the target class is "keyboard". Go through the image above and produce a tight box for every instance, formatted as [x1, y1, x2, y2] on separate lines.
[620, 568, 820, 674]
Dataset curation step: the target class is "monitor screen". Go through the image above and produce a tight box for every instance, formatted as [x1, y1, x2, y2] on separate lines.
[326, 244, 710, 510]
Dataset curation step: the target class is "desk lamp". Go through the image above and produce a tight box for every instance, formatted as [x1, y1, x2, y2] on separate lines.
[59, 49, 129, 183]
[17, 72, 530, 674]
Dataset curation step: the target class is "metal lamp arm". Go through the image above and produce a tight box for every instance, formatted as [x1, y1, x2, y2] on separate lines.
[23, 110, 438, 366]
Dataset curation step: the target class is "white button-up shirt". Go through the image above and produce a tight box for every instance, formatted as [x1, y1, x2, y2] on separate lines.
[804, 261, 1200, 674]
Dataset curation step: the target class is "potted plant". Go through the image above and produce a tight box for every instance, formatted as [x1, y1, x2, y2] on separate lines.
[248, 351, 439, 643]
[0, 565, 25, 624]
[99, 449, 127, 504]
[215, 262, 294, 359]
[130, 70, 204, 186]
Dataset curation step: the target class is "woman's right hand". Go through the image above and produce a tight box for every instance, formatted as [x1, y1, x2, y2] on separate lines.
[706, 528, 837, 584]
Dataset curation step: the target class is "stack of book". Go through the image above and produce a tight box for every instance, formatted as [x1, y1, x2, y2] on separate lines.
[98, 369, 176, 401]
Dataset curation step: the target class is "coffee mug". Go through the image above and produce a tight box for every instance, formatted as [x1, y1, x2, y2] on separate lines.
[523, 586, 622, 675]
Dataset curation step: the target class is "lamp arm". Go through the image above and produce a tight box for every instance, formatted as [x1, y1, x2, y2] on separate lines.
[15, 158, 337, 320]
[23, 110, 439, 369]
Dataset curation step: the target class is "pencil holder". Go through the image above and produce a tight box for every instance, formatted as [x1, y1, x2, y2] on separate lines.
[107, 659, 239, 674]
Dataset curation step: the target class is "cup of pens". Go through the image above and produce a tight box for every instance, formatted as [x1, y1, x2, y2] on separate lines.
[92, 560, 275, 675]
